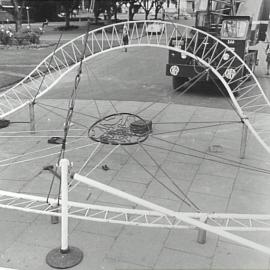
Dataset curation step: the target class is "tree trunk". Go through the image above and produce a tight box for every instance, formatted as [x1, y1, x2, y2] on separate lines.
[11, 0, 23, 32]
[65, 5, 70, 28]
[129, 5, 135, 21]
[114, 8, 117, 21]
[145, 10, 149, 20]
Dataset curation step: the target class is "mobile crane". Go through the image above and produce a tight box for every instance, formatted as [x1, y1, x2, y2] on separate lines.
[166, 0, 270, 90]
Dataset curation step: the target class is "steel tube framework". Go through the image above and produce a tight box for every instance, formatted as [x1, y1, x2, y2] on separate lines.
[0, 20, 269, 154]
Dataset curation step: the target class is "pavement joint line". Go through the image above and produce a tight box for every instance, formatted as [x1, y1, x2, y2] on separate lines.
[162, 246, 214, 259]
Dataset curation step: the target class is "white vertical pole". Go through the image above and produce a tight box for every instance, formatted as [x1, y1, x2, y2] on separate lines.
[59, 158, 70, 252]
[29, 102, 35, 134]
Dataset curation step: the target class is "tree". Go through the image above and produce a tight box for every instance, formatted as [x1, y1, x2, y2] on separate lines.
[140, 0, 155, 20]
[10, 0, 25, 31]
[121, 0, 141, 21]
[60, 0, 80, 28]
[153, 0, 166, 19]
[93, 0, 120, 24]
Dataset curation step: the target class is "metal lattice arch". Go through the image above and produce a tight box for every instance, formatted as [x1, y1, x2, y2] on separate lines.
[1, 20, 270, 152]
[2, 20, 270, 256]
[1, 20, 270, 153]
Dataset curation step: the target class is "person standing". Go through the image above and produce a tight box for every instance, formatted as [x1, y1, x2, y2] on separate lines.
[161, 7, 165, 21]
[123, 27, 129, 52]
[266, 43, 270, 75]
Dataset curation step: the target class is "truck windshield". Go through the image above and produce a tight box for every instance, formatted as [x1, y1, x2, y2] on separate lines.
[221, 20, 249, 39]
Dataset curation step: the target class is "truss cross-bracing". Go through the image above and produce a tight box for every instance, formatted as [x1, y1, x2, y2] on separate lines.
[0, 21, 270, 153]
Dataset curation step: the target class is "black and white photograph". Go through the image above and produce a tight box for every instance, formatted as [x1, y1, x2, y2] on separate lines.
[1, 0, 270, 269]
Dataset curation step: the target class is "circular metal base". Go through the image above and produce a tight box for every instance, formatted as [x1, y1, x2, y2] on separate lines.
[46, 246, 83, 269]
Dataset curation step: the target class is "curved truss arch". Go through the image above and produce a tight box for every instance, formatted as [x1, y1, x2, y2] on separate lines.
[1, 20, 270, 154]
[1, 21, 270, 260]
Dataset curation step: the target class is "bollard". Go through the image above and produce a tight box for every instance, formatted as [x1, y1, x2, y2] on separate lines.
[197, 216, 207, 244]
[240, 120, 248, 159]
[50, 203, 59, 224]
[29, 102, 36, 134]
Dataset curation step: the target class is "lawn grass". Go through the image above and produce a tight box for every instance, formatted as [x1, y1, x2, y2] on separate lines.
[0, 73, 22, 90]
[0, 44, 59, 90]
[0, 21, 97, 90]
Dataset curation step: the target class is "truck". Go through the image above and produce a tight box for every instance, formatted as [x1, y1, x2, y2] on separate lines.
[166, 0, 270, 90]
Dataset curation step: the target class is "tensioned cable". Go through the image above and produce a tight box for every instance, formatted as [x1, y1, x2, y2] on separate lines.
[134, 64, 209, 118]
[120, 144, 199, 210]
[139, 142, 200, 211]
[78, 142, 101, 174]
[151, 135, 270, 175]
[36, 101, 100, 120]
[165, 15, 242, 119]
[69, 144, 120, 192]
[149, 69, 209, 122]
[68, 142, 103, 192]
[0, 135, 87, 138]
[85, 144, 119, 177]
[173, 67, 208, 92]
[153, 120, 240, 124]
[0, 137, 86, 164]
[32, 33, 63, 103]
[46, 21, 92, 203]
[84, 63, 119, 114]
[0, 128, 85, 134]
[0, 142, 97, 168]
[83, 63, 102, 119]
[209, 71, 243, 118]
[152, 121, 241, 136]
[36, 102, 89, 129]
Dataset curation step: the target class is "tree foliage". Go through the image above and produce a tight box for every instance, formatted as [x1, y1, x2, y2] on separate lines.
[58, 0, 80, 28]
[10, 0, 25, 31]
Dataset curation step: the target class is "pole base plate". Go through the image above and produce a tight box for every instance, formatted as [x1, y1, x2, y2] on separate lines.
[46, 246, 83, 269]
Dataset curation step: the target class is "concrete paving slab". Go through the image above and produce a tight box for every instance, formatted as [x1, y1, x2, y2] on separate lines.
[96, 179, 147, 207]
[212, 241, 270, 270]
[190, 173, 235, 198]
[165, 229, 219, 258]
[141, 195, 182, 212]
[108, 226, 169, 267]
[102, 257, 153, 270]
[180, 191, 229, 212]
[156, 160, 200, 182]
[227, 189, 270, 214]
[197, 159, 239, 179]
[235, 169, 270, 196]
[0, 242, 51, 270]
[0, 221, 30, 253]
[144, 177, 190, 201]
[68, 231, 115, 270]
[0, 209, 37, 224]
[76, 220, 124, 238]
[154, 247, 212, 269]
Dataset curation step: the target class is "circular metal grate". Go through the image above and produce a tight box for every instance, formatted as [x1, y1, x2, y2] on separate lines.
[88, 113, 152, 145]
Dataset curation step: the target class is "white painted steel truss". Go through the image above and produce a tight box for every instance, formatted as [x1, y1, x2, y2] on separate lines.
[1, 20, 270, 153]
[1, 189, 270, 232]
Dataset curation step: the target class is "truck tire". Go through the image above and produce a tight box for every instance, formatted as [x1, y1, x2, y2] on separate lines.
[172, 77, 188, 90]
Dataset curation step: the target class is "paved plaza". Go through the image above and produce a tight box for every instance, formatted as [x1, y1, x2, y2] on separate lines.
[0, 30, 270, 269]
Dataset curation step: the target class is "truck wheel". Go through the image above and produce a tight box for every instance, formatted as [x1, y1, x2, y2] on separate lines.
[172, 77, 188, 90]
